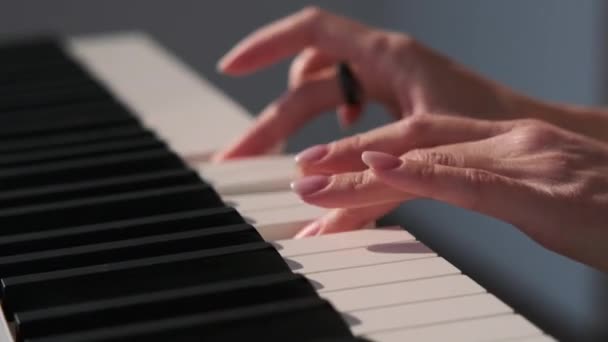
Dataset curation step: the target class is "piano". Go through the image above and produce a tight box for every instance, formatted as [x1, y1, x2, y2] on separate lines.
[0, 32, 555, 341]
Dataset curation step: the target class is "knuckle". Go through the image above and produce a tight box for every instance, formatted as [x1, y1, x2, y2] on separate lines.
[465, 168, 493, 185]
[349, 171, 375, 191]
[300, 6, 325, 23]
[368, 33, 393, 56]
[346, 134, 365, 152]
[404, 148, 426, 162]
[368, 32, 416, 60]
[515, 120, 558, 151]
[401, 155, 435, 181]
[405, 149, 459, 167]
[424, 151, 459, 167]
[331, 134, 364, 157]
[391, 34, 417, 58]
[400, 115, 431, 140]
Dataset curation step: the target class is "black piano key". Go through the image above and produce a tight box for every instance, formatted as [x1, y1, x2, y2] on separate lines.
[0, 149, 185, 191]
[0, 183, 223, 236]
[0, 169, 200, 209]
[0, 136, 165, 167]
[0, 38, 66, 65]
[0, 223, 262, 278]
[0, 125, 146, 154]
[0, 100, 131, 123]
[0, 207, 245, 256]
[0, 114, 136, 141]
[0, 74, 95, 95]
[25, 298, 352, 342]
[0, 101, 137, 139]
[15, 273, 316, 339]
[2, 242, 289, 314]
[0, 59, 87, 86]
[0, 81, 113, 112]
[310, 338, 374, 342]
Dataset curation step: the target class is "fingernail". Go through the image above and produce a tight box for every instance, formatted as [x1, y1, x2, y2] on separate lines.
[295, 221, 321, 239]
[290, 175, 330, 196]
[216, 56, 229, 72]
[361, 151, 402, 170]
[295, 145, 328, 164]
[217, 54, 237, 74]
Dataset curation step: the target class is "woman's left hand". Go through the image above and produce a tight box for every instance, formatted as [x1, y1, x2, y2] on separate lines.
[292, 115, 608, 272]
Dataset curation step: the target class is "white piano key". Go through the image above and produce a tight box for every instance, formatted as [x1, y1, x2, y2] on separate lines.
[288, 241, 435, 274]
[277, 227, 414, 257]
[194, 155, 297, 195]
[67, 33, 252, 160]
[367, 314, 543, 342]
[308, 257, 461, 292]
[349, 293, 512, 335]
[224, 191, 304, 212]
[0, 304, 12, 342]
[247, 204, 328, 240]
[323, 275, 485, 312]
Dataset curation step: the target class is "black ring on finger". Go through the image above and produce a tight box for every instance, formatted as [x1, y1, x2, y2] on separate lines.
[337, 62, 362, 106]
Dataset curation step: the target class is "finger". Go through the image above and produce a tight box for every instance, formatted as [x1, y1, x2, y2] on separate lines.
[214, 76, 342, 160]
[289, 50, 363, 130]
[295, 114, 510, 175]
[218, 7, 376, 75]
[293, 134, 515, 210]
[403, 139, 500, 174]
[336, 104, 363, 130]
[363, 151, 527, 222]
[289, 48, 336, 88]
[295, 202, 400, 238]
[291, 172, 409, 209]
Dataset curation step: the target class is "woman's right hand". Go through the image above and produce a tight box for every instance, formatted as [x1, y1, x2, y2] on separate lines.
[214, 7, 532, 161]
[294, 116, 608, 272]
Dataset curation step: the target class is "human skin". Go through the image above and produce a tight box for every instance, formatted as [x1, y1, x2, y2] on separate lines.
[292, 116, 608, 273]
[214, 8, 608, 271]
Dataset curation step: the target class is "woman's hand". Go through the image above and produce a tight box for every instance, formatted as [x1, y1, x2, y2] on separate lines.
[292, 115, 608, 272]
[214, 7, 531, 160]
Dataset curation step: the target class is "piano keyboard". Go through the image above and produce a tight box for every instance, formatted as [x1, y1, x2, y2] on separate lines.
[0, 33, 554, 341]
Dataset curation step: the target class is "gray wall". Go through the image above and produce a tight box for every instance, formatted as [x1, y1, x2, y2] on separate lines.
[0, 0, 606, 340]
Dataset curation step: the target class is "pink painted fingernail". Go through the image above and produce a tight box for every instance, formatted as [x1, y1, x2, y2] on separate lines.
[361, 151, 402, 170]
[216, 54, 232, 72]
[295, 221, 321, 239]
[290, 175, 330, 196]
[295, 145, 328, 164]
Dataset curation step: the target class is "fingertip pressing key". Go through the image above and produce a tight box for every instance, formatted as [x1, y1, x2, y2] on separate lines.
[294, 221, 322, 239]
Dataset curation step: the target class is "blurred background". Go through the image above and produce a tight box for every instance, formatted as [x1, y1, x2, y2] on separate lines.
[1, 0, 607, 340]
